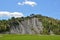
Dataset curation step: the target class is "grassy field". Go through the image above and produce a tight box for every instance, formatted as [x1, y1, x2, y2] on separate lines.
[0, 34, 60, 40]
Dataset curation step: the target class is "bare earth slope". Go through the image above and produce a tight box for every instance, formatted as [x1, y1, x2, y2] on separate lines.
[9, 17, 43, 34]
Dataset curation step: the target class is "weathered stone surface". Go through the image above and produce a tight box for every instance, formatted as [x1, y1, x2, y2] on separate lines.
[9, 17, 43, 34]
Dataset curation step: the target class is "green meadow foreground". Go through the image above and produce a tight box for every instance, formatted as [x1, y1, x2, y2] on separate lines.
[0, 34, 60, 40]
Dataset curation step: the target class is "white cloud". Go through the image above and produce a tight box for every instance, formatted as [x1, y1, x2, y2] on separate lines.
[18, 0, 37, 7]
[0, 11, 24, 18]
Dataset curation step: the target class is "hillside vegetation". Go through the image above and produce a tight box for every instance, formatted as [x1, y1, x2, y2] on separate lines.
[0, 14, 60, 35]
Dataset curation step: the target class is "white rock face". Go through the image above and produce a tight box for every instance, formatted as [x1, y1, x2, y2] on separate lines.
[9, 17, 43, 34]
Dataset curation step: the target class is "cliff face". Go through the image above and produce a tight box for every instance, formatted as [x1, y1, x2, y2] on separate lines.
[9, 17, 43, 34]
[1, 14, 59, 35]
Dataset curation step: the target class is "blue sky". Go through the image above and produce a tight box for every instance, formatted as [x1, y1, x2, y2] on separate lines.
[0, 0, 60, 20]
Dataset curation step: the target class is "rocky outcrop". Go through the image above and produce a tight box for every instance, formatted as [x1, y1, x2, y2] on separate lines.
[9, 17, 43, 34]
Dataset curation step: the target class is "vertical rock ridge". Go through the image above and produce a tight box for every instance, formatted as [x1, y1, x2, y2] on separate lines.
[9, 17, 43, 34]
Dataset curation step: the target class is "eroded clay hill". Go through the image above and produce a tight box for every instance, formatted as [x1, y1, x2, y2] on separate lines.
[9, 17, 43, 34]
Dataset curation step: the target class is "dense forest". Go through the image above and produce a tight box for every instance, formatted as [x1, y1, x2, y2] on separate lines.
[0, 14, 60, 35]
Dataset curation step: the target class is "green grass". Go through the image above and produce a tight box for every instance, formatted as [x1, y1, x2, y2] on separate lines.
[0, 34, 60, 40]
